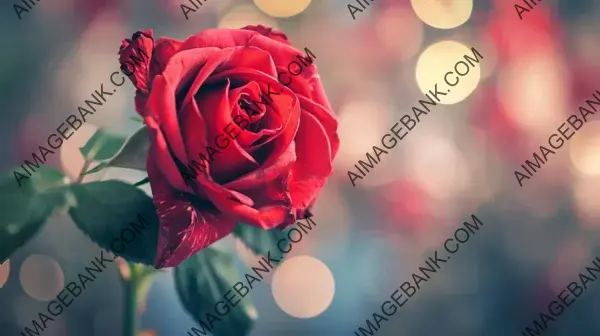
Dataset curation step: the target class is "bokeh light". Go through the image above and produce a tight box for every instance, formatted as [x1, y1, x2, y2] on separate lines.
[573, 176, 600, 223]
[335, 98, 391, 169]
[570, 121, 600, 177]
[138, 331, 158, 336]
[411, 0, 473, 30]
[19, 254, 64, 301]
[405, 132, 470, 200]
[253, 0, 311, 18]
[476, 42, 498, 80]
[218, 4, 278, 30]
[59, 123, 98, 181]
[548, 235, 590, 294]
[39, 0, 75, 15]
[497, 54, 568, 135]
[0, 260, 10, 288]
[415, 40, 481, 105]
[375, 6, 424, 61]
[271, 256, 334, 318]
[51, 9, 128, 129]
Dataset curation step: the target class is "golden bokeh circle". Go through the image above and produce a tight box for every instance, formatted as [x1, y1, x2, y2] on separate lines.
[218, 4, 279, 29]
[416, 40, 481, 105]
[411, 0, 473, 29]
[253, 0, 311, 18]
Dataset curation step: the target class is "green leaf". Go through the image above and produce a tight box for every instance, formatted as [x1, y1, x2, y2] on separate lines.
[0, 168, 70, 264]
[85, 126, 149, 175]
[30, 166, 68, 190]
[30, 167, 74, 211]
[79, 129, 127, 161]
[233, 224, 287, 258]
[174, 248, 256, 336]
[68, 180, 159, 265]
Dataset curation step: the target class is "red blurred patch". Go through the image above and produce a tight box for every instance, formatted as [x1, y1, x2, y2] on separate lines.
[374, 180, 433, 232]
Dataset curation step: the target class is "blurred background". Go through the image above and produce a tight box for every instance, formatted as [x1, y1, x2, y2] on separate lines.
[2, 0, 600, 335]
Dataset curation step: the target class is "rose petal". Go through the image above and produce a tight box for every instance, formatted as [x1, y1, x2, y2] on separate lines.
[289, 111, 333, 210]
[298, 95, 340, 158]
[241, 25, 291, 45]
[145, 75, 189, 166]
[225, 140, 294, 187]
[194, 81, 259, 182]
[177, 29, 303, 72]
[276, 65, 312, 97]
[144, 47, 224, 165]
[150, 37, 183, 79]
[179, 48, 237, 111]
[228, 82, 282, 148]
[118, 30, 155, 94]
[180, 98, 209, 162]
[224, 143, 297, 228]
[134, 94, 150, 116]
[120, 33, 183, 114]
[145, 116, 191, 192]
[257, 88, 300, 168]
[214, 46, 278, 78]
[186, 177, 288, 230]
[147, 155, 236, 269]
[178, 28, 258, 52]
[229, 81, 267, 120]
[246, 34, 318, 78]
[209, 193, 292, 229]
[206, 68, 301, 168]
[179, 154, 294, 230]
[307, 73, 334, 111]
[178, 100, 216, 200]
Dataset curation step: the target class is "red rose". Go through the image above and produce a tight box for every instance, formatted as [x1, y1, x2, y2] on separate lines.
[118, 26, 339, 268]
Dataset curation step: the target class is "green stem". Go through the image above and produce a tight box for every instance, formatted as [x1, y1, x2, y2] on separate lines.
[121, 263, 158, 336]
[122, 266, 139, 336]
[75, 160, 92, 184]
